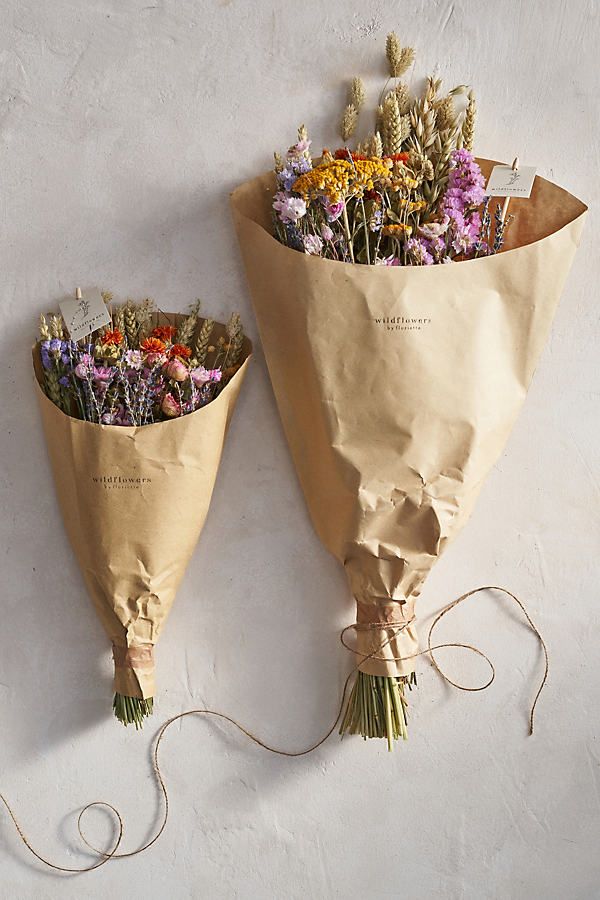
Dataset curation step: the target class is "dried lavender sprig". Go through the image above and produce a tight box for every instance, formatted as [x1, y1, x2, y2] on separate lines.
[492, 204, 514, 254]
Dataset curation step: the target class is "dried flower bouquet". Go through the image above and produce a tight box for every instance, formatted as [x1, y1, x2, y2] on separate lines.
[34, 296, 251, 727]
[232, 34, 586, 747]
[272, 38, 511, 268]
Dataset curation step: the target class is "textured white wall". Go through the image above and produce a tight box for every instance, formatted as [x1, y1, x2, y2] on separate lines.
[0, 1, 598, 897]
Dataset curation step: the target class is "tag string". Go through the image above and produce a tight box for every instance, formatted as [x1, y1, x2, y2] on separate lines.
[0, 585, 548, 873]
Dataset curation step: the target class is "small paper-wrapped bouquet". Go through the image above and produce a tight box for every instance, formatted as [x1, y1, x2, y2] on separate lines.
[232, 35, 586, 746]
[34, 294, 251, 726]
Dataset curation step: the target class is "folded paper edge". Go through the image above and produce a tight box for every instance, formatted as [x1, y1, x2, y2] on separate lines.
[32, 345, 252, 430]
[230, 161, 588, 273]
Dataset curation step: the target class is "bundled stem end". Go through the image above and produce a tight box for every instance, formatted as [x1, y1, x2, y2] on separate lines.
[113, 693, 154, 730]
[340, 672, 417, 751]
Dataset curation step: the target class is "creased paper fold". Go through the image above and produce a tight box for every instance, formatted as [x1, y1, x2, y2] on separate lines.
[232, 160, 586, 676]
[34, 319, 251, 698]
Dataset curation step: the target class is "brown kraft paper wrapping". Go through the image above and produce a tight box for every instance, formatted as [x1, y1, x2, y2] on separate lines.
[231, 160, 586, 677]
[34, 320, 251, 699]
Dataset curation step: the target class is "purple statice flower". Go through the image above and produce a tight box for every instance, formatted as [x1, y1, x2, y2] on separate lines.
[40, 344, 52, 371]
[277, 161, 311, 191]
[369, 208, 383, 232]
[113, 405, 132, 426]
[440, 149, 486, 256]
[276, 142, 312, 191]
[59, 341, 76, 365]
[277, 168, 299, 192]
[58, 375, 70, 387]
[273, 192, 307, 224]
[406, 238, 434, 266]
[303, 233, 323, 256]
[451, 227, 475, 254]
[320, 223, 334, 241]
[446, 152, 485, 197]
[436, 150, 488, 259]
[40, 338, 64, 370]
[101, 405, 132, 426]
[375, 255, 400, 266]
[424, 235, 448, 263]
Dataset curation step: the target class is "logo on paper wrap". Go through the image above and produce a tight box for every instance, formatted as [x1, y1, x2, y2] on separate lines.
[372, 315, 432, 332]
[92, 474, 153, 491]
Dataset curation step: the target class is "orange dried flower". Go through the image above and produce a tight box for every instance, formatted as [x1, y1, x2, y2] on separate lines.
[141, 337, 167, 353]
[334, 148, 368, 160]
[102, 329, 124, 346]
[168, 343, 192, 360]
[151, 325, 177, 341]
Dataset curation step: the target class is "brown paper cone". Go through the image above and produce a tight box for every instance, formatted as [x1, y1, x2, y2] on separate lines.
[34, 319, 251, 700]
[231, 161, 586, 677]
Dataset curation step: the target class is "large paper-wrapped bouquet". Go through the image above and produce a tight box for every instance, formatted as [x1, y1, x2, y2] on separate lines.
[232, 35, 586, 746]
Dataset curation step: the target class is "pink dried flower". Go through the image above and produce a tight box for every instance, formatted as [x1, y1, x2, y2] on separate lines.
[73, 353, 93, 379]
[191, 366, 211, 385]
[145, 351, 167, 367]
[303, 233, 323, 255]
[165, 357, 189, 382]
[191, 366, 222, 386]
[161, 393, 181, 417]
[323, 200, 344, 222]
[92, 366, 115, 383]
[289, 139, 311, 155]
[375, 255, 400, 266]
[124, 350, 143, 370]
[273, 192, 307, 224]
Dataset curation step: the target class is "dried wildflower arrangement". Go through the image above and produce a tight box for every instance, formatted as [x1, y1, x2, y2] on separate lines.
[34, 295, 251, 727]
[272, 33, 513, 265]
[37, 296, 245, 426]
[233, 33, 586, 749]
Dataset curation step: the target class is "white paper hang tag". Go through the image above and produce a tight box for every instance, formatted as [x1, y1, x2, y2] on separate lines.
[485, 164, 537, 199]
[59, 288, 112, 342]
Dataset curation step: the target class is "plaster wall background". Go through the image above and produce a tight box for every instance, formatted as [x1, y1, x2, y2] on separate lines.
[0, 2, 598, 897]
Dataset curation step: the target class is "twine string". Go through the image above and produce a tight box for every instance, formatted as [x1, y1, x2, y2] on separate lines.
[0, 796, 123, 874]
[0, 585, 548, 872]
[341, 584, 549, 735]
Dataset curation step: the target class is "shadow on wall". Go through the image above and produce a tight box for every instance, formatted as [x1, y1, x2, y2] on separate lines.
[0, 175, 352, 772]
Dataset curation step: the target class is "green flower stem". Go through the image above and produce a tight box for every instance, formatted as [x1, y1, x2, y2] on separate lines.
[342, 204, 355, 263]
[340, 671, 417, 749]
[113, 693, 154, 729]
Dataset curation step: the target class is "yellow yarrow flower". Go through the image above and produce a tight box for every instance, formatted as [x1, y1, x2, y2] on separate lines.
[396, 198, 426, 212]
[292, 158, 392, 203]
[382, 223, 413, 237]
